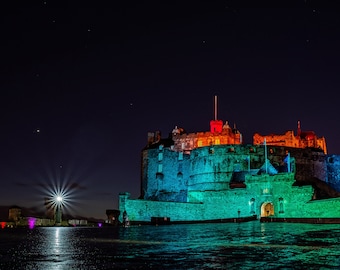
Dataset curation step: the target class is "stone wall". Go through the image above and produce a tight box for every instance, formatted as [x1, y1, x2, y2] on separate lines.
[326, 155, 340, 191]
[123, 142, 340, 224]
[141, 147, 190, 202]
[141, 144, 337, 201]
[120, 171, 340, 223]
[119, 192, 205, 222]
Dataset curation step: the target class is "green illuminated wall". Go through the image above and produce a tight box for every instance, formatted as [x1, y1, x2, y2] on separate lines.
[120, 143, 340, 223]
[120, 170, 340, 223]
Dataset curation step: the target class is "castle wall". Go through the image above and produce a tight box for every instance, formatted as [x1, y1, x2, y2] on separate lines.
[119, 192, 205, 222]
[245, 173, 315, 218]
[187, 144, 327, 191]
[119, 191, 255, 222]
[141, 144, 330, 201]
[141, 147, 190, 202]
[326, 155, 340, 191]
[120, 171, 340, 223]
[189, 145, 251, 191]
[302, 197, 340, 217]
[281, 147, 328, 182]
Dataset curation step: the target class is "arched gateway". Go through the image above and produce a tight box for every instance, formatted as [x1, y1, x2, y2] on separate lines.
[261, 202, 274, 217]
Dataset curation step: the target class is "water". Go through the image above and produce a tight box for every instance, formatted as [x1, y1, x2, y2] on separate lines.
[1, 222, 340, 269]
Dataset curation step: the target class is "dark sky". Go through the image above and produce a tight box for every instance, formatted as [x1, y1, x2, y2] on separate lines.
[1, 2, 340, 219]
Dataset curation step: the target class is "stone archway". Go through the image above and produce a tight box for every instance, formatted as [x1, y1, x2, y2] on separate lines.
[261, 202, 274, 217]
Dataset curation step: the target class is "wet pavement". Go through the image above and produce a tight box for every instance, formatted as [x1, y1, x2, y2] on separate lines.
[1, 221, 340, 269]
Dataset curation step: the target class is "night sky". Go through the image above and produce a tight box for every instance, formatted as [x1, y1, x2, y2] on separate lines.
[1, 2, 340, 219]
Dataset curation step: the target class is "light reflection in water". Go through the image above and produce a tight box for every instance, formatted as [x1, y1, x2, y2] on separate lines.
[0, 223, 340, 269]
[54, 227, 60, 255]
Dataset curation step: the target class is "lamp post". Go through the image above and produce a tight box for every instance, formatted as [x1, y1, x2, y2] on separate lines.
[55, 195, 63, 225]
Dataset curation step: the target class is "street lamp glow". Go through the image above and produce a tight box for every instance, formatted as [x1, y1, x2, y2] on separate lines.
[40, 177, 81, 224]
[54, 194, 64, 225]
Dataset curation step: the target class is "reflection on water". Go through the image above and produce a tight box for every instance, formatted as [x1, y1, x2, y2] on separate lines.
[0, 222, 340, 269]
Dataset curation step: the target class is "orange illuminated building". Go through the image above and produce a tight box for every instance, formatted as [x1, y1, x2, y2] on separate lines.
[171, 96, 242, 153]
[148, 96, 326, 155]
[253, 121, 327, 154]
[171, 121, 242, 153]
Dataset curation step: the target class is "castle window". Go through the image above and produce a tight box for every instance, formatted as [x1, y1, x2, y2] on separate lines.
[249, 198, 255, 214]
[159, 145, 164, 151]
[249, 147, 255, 153]
[156, 172, 164, 180]
[279, 197, 284, 213]
[209, 148, 214, 154]
[177, 172, 183, 179]
[215, 139, 220, 145]
[233, 163, 241, 172]
[328, 157, 334, 163]
[178, 152, 183, 161]
[158, 152, 163, 161]
[262, 188, 271, 195]
[157, 164, 163, 173]
[198, 140, 203, 147]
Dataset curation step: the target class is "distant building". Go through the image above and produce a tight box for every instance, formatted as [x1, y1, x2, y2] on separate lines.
[105, 209, 120, 226]
[3, 206, 56, 228]
[68, 219, 88, 226]
[8, 206, 21, 223]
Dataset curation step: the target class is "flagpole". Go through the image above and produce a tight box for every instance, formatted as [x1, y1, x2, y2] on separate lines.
[248, 155, 250, 172]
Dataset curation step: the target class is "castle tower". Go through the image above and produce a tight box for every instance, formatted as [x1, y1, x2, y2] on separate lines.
[210, 95, 223, 133]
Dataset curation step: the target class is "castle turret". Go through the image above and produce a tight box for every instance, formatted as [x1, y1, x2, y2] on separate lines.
[210, 95, 223, 133]
[210, 120, 223, 133]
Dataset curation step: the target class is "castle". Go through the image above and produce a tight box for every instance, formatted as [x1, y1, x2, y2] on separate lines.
[118, 97, 340, 224]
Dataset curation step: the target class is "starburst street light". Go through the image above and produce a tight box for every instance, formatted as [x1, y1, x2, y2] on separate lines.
[54, 193, 64, 225]
[56, 195, 63, 204]
[44, 188, 70, 226]
[37, 165, 86, 225]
